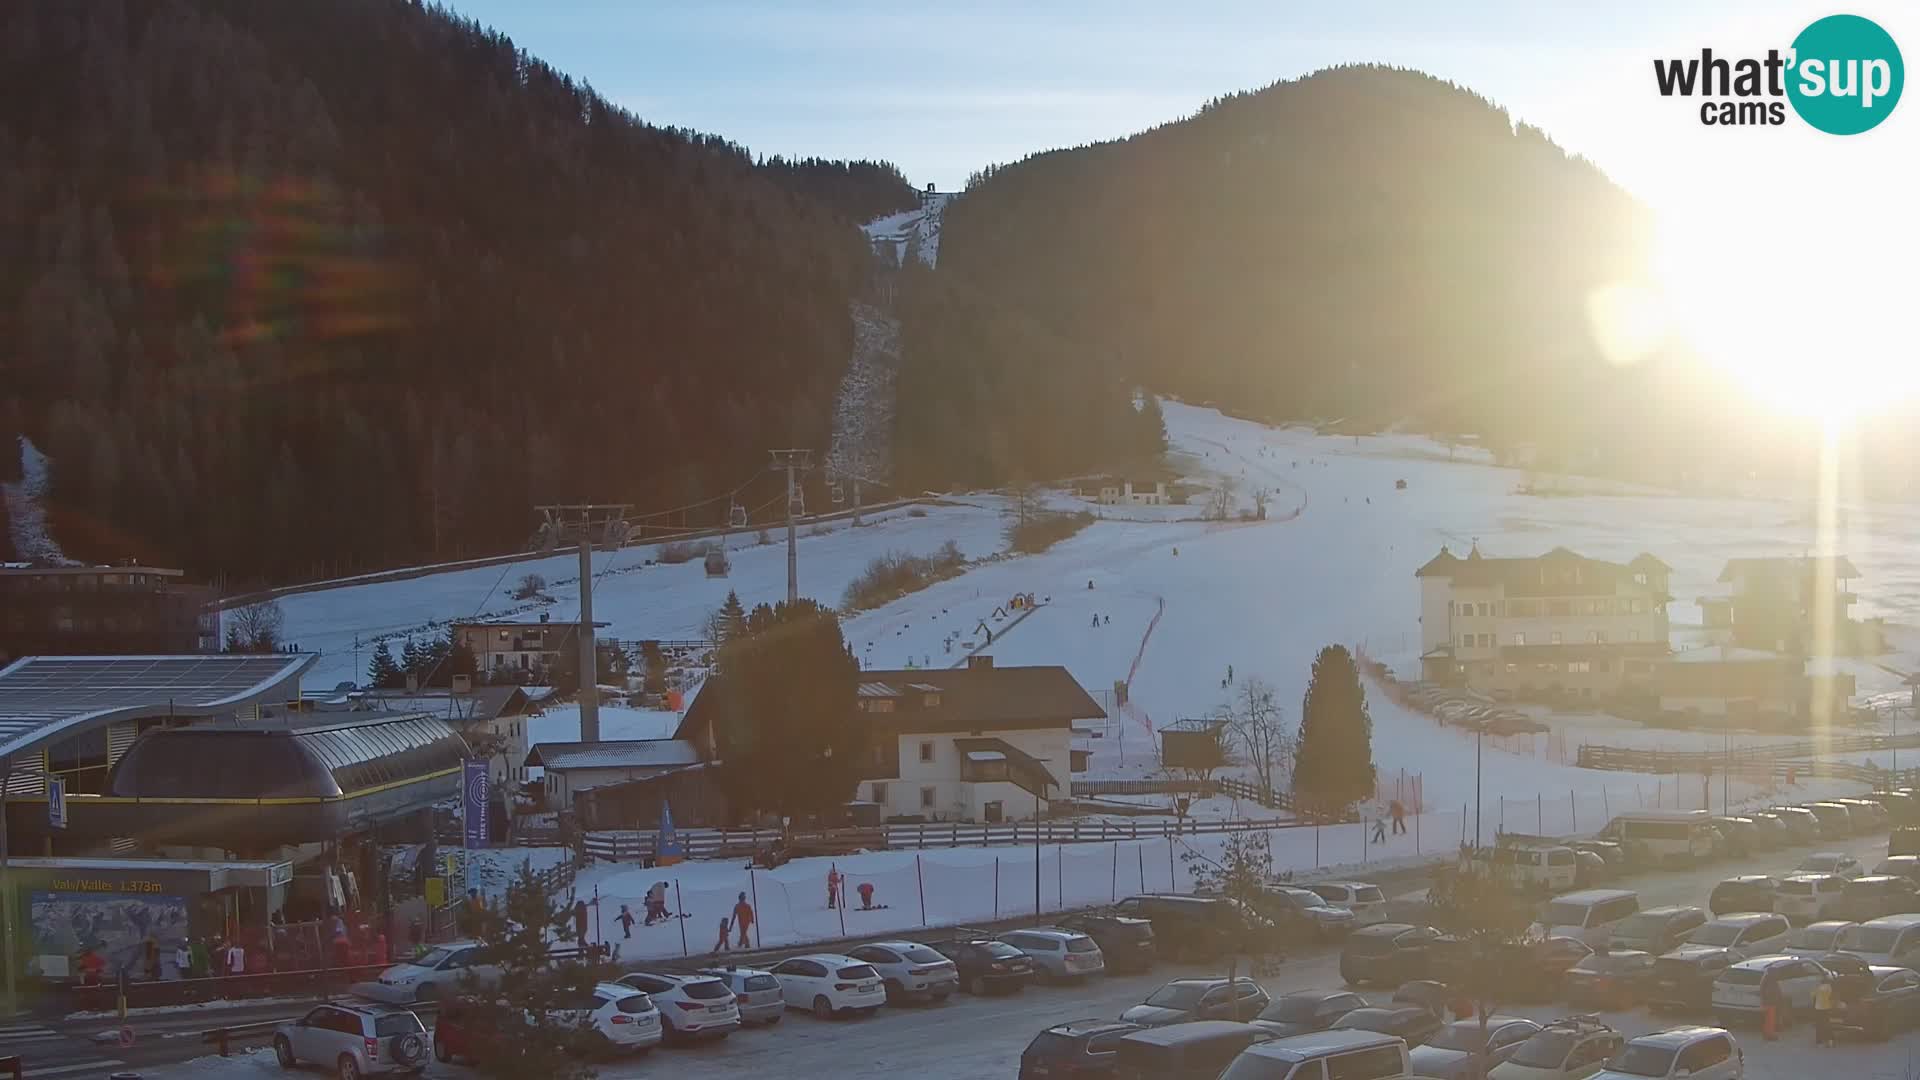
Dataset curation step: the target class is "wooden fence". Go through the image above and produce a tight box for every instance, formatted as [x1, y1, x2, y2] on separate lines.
[579, 816, 1309, 862]
[1577, 732, 1920, 774]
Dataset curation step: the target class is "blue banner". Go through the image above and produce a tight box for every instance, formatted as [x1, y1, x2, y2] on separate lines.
[462, 759, 490, 849]
[657, 799, 683, 863]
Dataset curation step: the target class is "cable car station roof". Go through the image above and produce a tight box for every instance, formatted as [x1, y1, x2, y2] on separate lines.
[0, 654, 316, 760]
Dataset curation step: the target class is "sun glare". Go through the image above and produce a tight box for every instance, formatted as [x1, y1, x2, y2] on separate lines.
[1647, 193, 1916, 428]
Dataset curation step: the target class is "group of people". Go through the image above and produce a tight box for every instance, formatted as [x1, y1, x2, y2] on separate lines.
[826, 867, 877, 911]
[1368, 800, 1410, 844]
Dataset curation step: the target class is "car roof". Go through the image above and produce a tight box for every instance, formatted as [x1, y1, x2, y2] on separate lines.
[1355, 922, 1419, 936]
[1849, 875, 1908, 886]
[1553, 889, 1636, 903]
[1278, 989, 1354, 1002]
[1311, 880, 1374, 888]
[1580, 949, 1651, 963]
[1638, 905, 1703, 917]
[1018, 927, 1089, 938]
[1709, 912, 1783, 926]
[856, 940, 927, 951]
[1805, 851, 1849, 859]
[1164, 976, 1245, 988]
[1659, 944, 1728, 959]
[696, 965, 775, 977]
[1722, 874, 1776, 884]
[1630, 1025, 1728, 1047]
[335, 1002, 415, 1015]
[1728, 954, 1802, 970]
[1780, 873, 1840, 884]
[1868, 965, 1912, 979]
[1049, 1018, 1142, 1037]
[1120, 1020, 1265, 1046]
[633, 970, 722, 984]
[1861, 913, 1920, 928]
[785, 953, 864, 965]
[1801, 921, 1857, 931]
[1243, 1029, 1405, 1060]
[594, 982, 645, 997]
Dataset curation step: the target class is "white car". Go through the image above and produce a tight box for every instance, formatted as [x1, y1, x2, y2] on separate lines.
[615, 972, 740, 1042]
[998, 928, 1106, 981]
[367, 941, 501, 1002]
[1304, 882, 1388, 925]
[695, 966, 787, 1024]
[559, 983, 663, 1053]
[1683, 913, 1791, 961]
[1772, 874, 1847, 924]
[1781, 920, 1857, 959]
[1712, 955, 1829, 1027]
[769, 953, 887, 1019]
[1795, 852, 1866, 880]
[846, 941, 960, 1002]
[1591, 1026, 1743, 1080]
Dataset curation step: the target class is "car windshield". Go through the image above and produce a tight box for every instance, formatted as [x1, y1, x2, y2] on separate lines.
[1606, 1043, 1678, 1077]
[1025, 1032, 1081, 1060]
[744, 974, 778, 991]
[1144, 984, 1208, 1009]
[411, 948, 452, 969]
[1789, 925, 1844, 950]
[373, 1014, 424, 1037]
[1354, 886, 1384, 903]
[615, 994, 654, 1014]
[1545, 902, 1590, 927]
[1424, 1021, 1492, 1051]
[1719, 967, 1765, 986]
[1260, 996, 1328, 1022]
[836, 964, 879, 979]
[681, 979, 731, 1000]
[1510, 1031, 1575, 1068]
[1066, 937, 1099, 953]
[902, 946, 947, 964]
[1689, 924, 1743, 946]
[1839, 926, 1902, 953]
[985, 942, 1024, 959]
[1801, 856, 1841, 872]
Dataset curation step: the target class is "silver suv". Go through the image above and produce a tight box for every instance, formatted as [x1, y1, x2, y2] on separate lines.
[998, 927, 1106, 980]
[274, 1002, 428, 1080]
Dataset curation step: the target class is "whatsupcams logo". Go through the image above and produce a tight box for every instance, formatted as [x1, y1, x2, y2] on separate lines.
[1653, 13, 1904, 133]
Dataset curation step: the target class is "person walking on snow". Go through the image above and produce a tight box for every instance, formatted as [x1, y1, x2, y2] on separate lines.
[1390, 800, 1407, 835]
[1226, 664, 1233, 684]
[714, 916, 731, 953]
[732, 892, 755, 948]
[617, 904, 635, 939]
[827, 867, 843, 910]
[1371, 818, 1387, 844]
[573, 899, 590, 945]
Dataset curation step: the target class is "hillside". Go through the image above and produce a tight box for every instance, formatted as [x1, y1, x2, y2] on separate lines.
[0, 0, 895, 582]
[898, 65, 1662, 486]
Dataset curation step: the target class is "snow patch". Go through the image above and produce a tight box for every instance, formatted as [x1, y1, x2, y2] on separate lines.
[2, 436, 71, 563]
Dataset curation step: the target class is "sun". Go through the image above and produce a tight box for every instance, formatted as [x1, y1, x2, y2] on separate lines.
[1644, 187, 1916, 429]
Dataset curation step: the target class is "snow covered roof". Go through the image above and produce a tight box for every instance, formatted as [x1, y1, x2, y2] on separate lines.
[525, 739, 702, 772]
[1667, 645, 1790, 664]
[685, 663, 1102, 739]
[1414, 545, 1670, 595]
[0, 653, 316, 761]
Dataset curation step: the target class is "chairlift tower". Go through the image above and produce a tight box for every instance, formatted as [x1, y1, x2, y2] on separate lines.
[533, 503, 631, 742]
[768, 450, 813, 604]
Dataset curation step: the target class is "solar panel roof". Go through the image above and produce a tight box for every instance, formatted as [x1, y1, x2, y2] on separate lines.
[0, 654, 316, 759]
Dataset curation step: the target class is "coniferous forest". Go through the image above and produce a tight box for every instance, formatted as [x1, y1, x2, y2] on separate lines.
[0, 0, 885, 583]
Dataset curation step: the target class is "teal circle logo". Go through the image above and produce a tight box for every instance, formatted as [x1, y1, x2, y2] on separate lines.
[1787, 14, 1904, 134]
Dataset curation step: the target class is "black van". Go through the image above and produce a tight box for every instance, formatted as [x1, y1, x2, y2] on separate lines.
[1112, 895, 1244, 961]
[1114, 1020, 1274, 1080]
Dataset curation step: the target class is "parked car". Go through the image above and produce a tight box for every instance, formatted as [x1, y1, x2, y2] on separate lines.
[1835, 875, 1920, 922]
[695, 965, 788, 1023]
[1781, 921, 1858, 960]
[1591, 1026, 1743, 1080]
[273, 1002, 429, 1079]
[1685, 914, 1792, 960]
[1115, 1020, 1274, 1080]
[1744, 811, 1790, 849]
[1303, 881, 1388, 925]
[1712, 955, 1830, 1028]
[1538, 890, 1642, 949]
[367, 941, 501, 1003]
[1772, 874, 1847, 924]
[1708, 877, 1778, 917]
[1509, 937, 1596, 1001]
[1327, 1004, 1443, 1048]
[1390, 979, 1454, 1019]
[927, 934, 1034, 995]
[1564, 949, 1656, 1010]
[1056, 912, 1158, 972]
[1803, 802, 1857, 839]
[1489, 1015, 1624, 1080]
[1892, 826, 1920, 858]
[1865, 790, 1918, 827]
[767, 953, 886, 1019]
[1796, 852, 1866, 879]
[1835, 913, 1920, 967]
[429, 1004, 490, 1065]
[1874, 855, 1920, 885]
[1248, 989, 1367, 1037]
[1830, 965, 1920, 1040]
[1571, 840, 1629, 871]
[1020, 1019, 1142, 1079]
[1121, 977, 1270, 1027]
[614, 972, 740, 1041]
[998, 928, 1107, 982]
[1260, 885, 1358, 941]
[1339, 923, 1442, 986]
[1836, 797, 1892, 832]
[1812, 950, 1876, 997]
[1219, 1030, 1408, 1080]
[1111, 894, 1245, 961]
[1609, 906, 1710, 956]
[1574, 850, 1611, 888]
[1708, 817, 1760, 858]
[1408, 1017, 1542, 1080]
[555, 983, 664, 1055]
[1767, 806, 1821, 842]
[1647, 945, 1735, 1013]
[844, 941, 958, 1004]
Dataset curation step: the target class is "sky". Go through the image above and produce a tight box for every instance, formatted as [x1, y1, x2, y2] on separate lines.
[445, 1, 1914, 421]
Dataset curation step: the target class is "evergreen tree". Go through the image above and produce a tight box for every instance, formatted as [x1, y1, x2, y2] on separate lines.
[441, 626, 478, 688]
[459, 861, 613, 1080]
[399, 637, 422, 682]
[368, 639, 403, 690]
[709, 598, 863, 818]
[640, 641, 667, 696]
[1293, 644, 1376, 813]
[718, 590, 747, 643]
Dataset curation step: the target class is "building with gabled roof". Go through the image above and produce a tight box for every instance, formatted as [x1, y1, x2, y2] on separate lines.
[1700, 555, 1880, 655]
[1416, 543, 1671, 699]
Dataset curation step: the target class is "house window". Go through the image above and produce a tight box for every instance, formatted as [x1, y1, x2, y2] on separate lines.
[923, 693, 941, 708]
[872, 782, 888, 804]
[1513, 632, 1526, 646]
[1505, 663, 1518, 673]
[1551, 632, 1563, 645]
[1568, 661, 1592, 673]
[1548, 600, 1571, 616]
[919, 741, 935, 763]
[1477, 633, 1491, 648]
[920, 786, 937, 808]
[869, 699, 895, 713]
[1629, 630, 1640, 642]
[1588, 630, 1603, 643]
[1478, 603, 1491, 617]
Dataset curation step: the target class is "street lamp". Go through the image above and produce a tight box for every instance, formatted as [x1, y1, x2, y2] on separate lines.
[1474, 727, 1483, 848]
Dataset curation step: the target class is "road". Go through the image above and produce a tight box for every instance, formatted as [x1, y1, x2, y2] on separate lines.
[121, 829, 1913, 1079]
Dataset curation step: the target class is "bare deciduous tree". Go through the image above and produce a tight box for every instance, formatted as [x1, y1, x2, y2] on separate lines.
[1205, 475, 1238, 520]
[1252, 487, 1271, 519]
[1221, 677, 1294, 802]
[512, 572, 547, 600]
[225, 600, 285, 653]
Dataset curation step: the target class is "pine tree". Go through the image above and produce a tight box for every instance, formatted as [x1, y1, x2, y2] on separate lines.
[459, 861, 613, 1080]
[710, 598, 863, 818]
[1293, 644, 1376, 813]
[399, 637, 422, 682]
[442, 626, 478, 688]
[368, 640, 403, 689]
[718, 590, 747, 643]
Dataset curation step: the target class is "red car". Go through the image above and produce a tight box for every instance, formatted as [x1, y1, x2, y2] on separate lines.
[431, 1004, 497, 1064]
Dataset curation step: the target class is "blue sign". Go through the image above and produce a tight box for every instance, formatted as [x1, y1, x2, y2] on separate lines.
[48, 777, 66, 830]
[462, 760, 489, 849]
[657, 800, 684, 863]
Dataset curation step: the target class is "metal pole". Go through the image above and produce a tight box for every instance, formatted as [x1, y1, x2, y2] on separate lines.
[1, 758, 12, 1017]
[1474, 729, 1483, 847]
[578, 535, 600, 742]
[1723, 711, 1731, 814]
[1035, 818, 1042, 917]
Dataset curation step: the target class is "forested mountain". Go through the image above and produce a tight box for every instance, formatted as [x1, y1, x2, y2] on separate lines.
[760, 157, 919, 224]
[914, 65, 1661, 468]
[0, 0, 894, 584]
